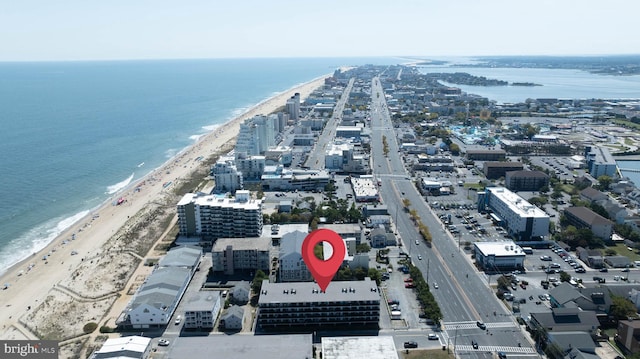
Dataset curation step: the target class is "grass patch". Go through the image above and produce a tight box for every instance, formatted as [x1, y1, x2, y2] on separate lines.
[607, 243, 640, 262]
[463, 183, 483, 190]
[400, 349, 453, 359]
[612, 118, 640, 131]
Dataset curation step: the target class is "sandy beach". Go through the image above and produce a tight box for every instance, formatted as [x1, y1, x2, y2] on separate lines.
[0, 74, 329, 355]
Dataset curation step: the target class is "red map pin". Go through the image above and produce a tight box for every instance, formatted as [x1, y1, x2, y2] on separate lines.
[301, 229, 346, 292]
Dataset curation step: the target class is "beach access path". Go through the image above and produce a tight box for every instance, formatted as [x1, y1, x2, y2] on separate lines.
[0, 74, 329, 349]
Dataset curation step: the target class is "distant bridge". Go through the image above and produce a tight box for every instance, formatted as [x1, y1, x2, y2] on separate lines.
[619, 168, 640, 173]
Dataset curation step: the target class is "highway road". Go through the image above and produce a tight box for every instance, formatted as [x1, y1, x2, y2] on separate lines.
[368, 76, 535, 358]
[305, 78, 354, 170]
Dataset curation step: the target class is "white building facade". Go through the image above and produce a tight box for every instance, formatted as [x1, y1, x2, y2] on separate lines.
[480, 187, 549, 240]
[177, 190, 263, 241]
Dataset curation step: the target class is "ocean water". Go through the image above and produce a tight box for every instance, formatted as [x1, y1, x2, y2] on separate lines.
[417, 66, 640, 104]
[0, 57, 401, 273]
[617, 160, 640, 185]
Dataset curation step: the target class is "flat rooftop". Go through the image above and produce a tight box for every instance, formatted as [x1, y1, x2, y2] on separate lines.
[487, 187, 548, 218]
[322, 336, 399, 359]
[475, 241, 526, 257]
[212, 236, 271, 252]
[168, 334, 312, 358]
[259, 278, 380, 304]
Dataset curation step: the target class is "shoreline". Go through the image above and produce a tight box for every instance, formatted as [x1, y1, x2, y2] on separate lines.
[0, 74, 329, 276]
[0, 74, 329, 343]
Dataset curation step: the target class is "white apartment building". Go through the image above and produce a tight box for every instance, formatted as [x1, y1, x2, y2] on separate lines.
[481, 187, 550, 240]
[235, 114, 281, 157]
[183, 291, 221, 330]
[235, 153, 265, 181]
[211, 155, 243, 193]
[177, 190, 263, 242]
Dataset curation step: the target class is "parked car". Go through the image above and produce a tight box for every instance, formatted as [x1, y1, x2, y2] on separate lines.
[403, 341, 418, 348]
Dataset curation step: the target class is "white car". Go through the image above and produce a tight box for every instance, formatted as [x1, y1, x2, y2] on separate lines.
[433, 282, 439, 289]
[417, 255, 423, 260]
[158, 339, 170, 346]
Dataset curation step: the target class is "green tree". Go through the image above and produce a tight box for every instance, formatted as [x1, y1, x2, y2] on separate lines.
[449, 143, 461, 155]
[597, 175, 613, 191]
[356, 243, 371, 253]
[610, 295, 637, 319]
[368, 268, 381, 286]
[559, 271, 571, 282]
[251, 270, 269, 293]
[353, 267, 367, 280]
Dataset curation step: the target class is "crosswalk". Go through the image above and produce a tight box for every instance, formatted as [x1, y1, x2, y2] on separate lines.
[455, 345, 537, 354]
[443, 321, 517, 330]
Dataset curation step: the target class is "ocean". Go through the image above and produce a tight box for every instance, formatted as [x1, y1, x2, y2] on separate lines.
[0, 57, 401, 273]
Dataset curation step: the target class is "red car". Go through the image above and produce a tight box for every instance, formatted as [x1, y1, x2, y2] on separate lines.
[404, 278, 413, 283]
[405, 283, 416, 288]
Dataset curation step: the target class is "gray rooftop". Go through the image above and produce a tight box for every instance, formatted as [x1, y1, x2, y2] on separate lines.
[221, 305, 244, 320]
[212, 236, 271, 252]
[132, 267, 191, 309]
[322, 336, 398, 359]
[258, 278, 380, 305]
[279, 230, 307, 258]
[168, 334, 312, 358]
[183, 291, 220, 312]
[158, 245, 202, 268]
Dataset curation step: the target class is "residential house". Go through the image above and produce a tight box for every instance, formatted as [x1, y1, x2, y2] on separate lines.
[604, 255, 632, 268]
[547, 332, 596, 355]
[220, 305, 244, 331]
[579, 187, 607, 203]
[529, 307, 600, 336]
[548, 283, 612, 321]
[231, 281, 251, 304]
[575, 247, 604, 269]
[370, 226, 395, 248]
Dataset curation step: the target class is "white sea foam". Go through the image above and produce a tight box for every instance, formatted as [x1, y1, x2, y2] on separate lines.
[0, 209, 90, 274]
[165, 148, 178, 159]
[189, 134, 205, 142]
[202, 124, 221, 132]
[106, 172, 134, 195]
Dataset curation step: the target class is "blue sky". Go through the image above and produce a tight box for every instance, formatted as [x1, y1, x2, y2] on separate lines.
[1, 0, 638, 61]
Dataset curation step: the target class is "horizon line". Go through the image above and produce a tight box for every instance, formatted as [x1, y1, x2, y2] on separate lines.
[1, 53, 640, 64]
